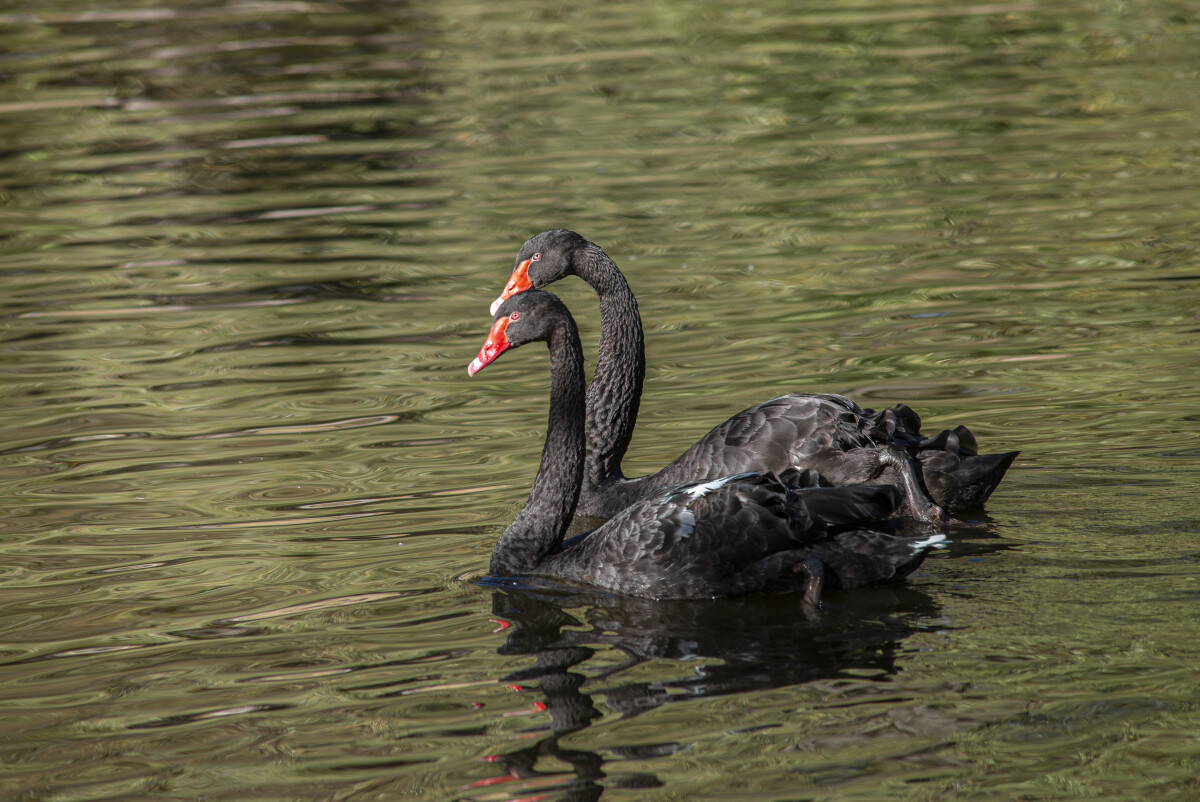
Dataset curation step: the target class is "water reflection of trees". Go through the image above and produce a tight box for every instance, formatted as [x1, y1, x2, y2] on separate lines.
[464, 583, 943, 801]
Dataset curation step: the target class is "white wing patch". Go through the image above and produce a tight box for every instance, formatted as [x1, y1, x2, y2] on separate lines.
[684, 472, 757, 500]
[908, 534, 949, 553]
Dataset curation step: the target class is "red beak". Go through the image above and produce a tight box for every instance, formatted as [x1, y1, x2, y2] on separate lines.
[468, 316, 512, 376]
[489, 259, 534, 315]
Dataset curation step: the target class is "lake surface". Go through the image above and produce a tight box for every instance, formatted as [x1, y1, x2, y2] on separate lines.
[2, 1, 1198, 799]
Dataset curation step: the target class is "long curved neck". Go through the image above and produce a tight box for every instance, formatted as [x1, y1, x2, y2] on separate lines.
[490, 323, 587, 576]
[576, 241, 645, 487]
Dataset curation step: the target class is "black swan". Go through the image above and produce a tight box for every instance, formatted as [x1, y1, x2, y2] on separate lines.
[468, 289, 948, 606]
[489, 229, 1018, 522]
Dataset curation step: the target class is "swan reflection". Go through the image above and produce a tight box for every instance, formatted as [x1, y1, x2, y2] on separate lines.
[465, 582, 944, 800]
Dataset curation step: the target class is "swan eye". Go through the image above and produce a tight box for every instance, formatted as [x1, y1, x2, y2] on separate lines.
[531, 253, 541, 261]
[509, 311, 520, 321]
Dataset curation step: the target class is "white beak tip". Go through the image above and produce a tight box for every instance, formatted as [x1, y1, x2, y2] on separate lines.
[468, 357, 484, 376]
[489, 297, 503, 316]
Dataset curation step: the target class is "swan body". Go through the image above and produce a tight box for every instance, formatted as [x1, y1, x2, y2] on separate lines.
[489, 229, 1018, 521]
[469, 290, 947, 606]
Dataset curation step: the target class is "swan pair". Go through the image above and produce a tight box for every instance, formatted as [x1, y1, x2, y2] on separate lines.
[469, 230, 1017, 606]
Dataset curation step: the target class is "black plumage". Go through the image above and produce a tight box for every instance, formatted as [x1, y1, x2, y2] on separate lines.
[489, 229, 1018, 521]
[470, 290, 947, 606]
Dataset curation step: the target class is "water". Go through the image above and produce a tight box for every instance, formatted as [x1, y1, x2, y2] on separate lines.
[2, 0, 1198, 799]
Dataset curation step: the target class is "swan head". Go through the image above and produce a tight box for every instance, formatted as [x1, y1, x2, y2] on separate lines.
[470, 290, 573, 376]
[490, 229, 587, 315]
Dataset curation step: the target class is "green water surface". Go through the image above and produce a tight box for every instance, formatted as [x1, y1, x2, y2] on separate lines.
[1, 1, 1198, 799]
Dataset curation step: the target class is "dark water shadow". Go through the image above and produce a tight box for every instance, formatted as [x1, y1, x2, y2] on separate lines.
[465, 582, 943, 800]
